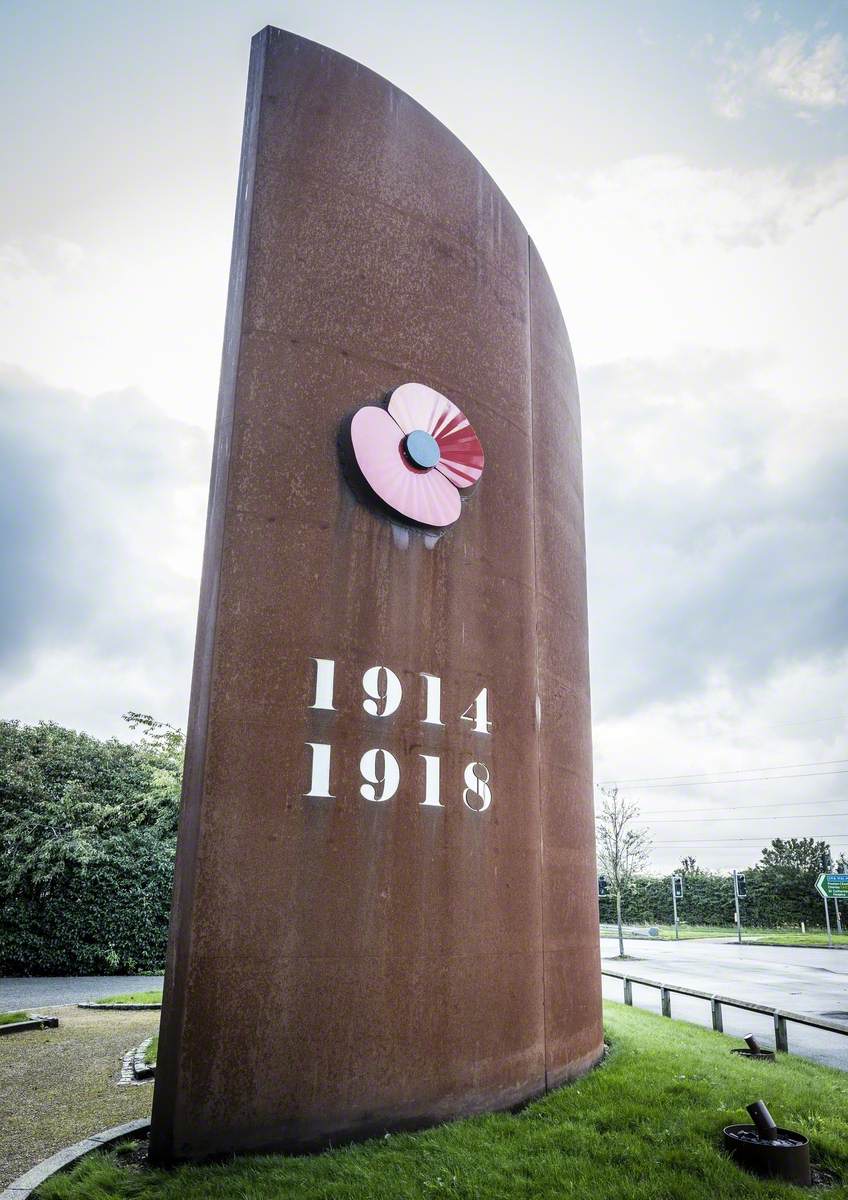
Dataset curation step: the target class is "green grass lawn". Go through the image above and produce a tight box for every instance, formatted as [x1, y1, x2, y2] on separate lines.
[602, 923, 848, 947]
[748, 930, 848, 949]
[35, 1003, 848, 1199]
[144, 1035, 158, 1065]
[653, 924, 738, 940]
[0, 1011, 29, 1026]
[94, 990, 162, 1006]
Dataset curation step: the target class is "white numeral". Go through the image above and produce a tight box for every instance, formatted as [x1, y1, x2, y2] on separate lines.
[463, 761, 492, 812]
[420, 673, 444, 725]
[305, 742, 334, 797]
[310, 658, 336, 710]
[362, 666, 402, 717]
[419, 754, 443, 807]
[360, 748, 400, 803]
[460, 687, 492, 734]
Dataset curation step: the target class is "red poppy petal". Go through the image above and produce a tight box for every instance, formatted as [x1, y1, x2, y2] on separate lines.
[388, 382, 484, 489]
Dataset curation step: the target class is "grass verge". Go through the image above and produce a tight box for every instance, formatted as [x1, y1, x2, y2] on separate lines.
[35, 1003, 848, 1199]
[602, 924, 848, 947]
[0, 1010, 29, 1025]
[748, 931, 848, 949]
[144, 1035, 158, 1065]
[95, 990, 162, 1006]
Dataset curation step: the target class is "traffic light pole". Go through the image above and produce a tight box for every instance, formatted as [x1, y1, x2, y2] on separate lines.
[671, 877, 679, 940]
[733, 870, 742, 945]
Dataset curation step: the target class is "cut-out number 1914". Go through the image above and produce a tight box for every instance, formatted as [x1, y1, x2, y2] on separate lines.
[304, 658, 493, 812]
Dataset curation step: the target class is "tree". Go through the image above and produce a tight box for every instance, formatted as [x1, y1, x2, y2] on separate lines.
[754, 838, 832, 930]
[123, 712, 184, 838]
[758, 837, 831, 874]
[596, 787, 651, 957]
[678, 856, 701, 876]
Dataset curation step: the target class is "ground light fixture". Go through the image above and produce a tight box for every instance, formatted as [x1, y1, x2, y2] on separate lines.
[730, 1033, 775, 1062]
[723, 1099, 811, 1186]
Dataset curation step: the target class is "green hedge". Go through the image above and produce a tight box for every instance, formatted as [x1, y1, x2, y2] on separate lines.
[0, 716, 181, 976]
[0, 831, 174, 974]
[599, 865, 833, 930]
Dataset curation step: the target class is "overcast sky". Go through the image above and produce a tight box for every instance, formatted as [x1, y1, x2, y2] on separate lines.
[2, 0, 847, 872]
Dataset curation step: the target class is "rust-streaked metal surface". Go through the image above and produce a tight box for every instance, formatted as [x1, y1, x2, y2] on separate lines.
[149, 26, 602, 1163]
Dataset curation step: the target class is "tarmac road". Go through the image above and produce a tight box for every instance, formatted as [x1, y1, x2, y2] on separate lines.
[0, 974, 164, 1010]
[601, 937, 848, 1070]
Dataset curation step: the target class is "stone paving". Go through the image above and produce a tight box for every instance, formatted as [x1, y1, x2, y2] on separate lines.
[0, 1005, 159, 1188]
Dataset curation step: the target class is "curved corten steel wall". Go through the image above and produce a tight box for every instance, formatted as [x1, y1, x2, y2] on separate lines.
[150, 25, 602, 1163]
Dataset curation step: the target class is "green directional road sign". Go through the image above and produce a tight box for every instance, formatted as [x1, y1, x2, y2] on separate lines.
[815, 873, 848, 899]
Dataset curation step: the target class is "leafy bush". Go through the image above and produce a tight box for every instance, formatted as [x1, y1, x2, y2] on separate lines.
[0, 714, 182, 975]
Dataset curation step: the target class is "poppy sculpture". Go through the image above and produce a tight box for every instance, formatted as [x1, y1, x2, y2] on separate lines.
[349, 382, 485, 527]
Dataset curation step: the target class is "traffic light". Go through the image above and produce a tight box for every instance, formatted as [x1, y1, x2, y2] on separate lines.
[736, 873, 747, 899]
[598, 874, 609, 898]
[673, 875, 683, 900]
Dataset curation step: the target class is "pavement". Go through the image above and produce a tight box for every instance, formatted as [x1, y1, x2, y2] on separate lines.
[601, 936, 848, 1070]
[0, 975, 164, 1011]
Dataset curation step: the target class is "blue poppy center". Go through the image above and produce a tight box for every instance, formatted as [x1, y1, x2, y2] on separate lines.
[405, 429, 440, 470]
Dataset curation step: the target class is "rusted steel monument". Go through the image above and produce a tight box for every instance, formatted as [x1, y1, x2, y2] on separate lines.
[150, 25, 602, 1163]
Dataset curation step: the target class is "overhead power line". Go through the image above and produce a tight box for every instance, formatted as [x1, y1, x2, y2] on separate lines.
[604, 768, 848, 789]
[597, 758, 848, 786]
[642, 811, 848, 824]
[638, 796, 848, 817]
[761, 715, 846, 730]
[614, 709, 846, 734]
[652, 834, 848, 845]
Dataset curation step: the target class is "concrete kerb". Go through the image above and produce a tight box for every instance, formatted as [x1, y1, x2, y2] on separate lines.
[132, 1037, 156, 1080]
[0, 1017, 58, 1036]
[0, 1119, 150, 1200]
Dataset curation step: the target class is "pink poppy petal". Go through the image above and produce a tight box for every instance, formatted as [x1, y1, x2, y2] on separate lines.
[351, 407, 462, 527]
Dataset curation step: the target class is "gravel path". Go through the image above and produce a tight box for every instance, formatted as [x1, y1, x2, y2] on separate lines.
[0, 1005, 159, 1188]
[0, 975, 164, 1010]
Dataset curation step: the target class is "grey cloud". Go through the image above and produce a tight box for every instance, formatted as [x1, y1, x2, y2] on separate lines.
[0, 366, 208, 694]
[583, 352, 848, 717]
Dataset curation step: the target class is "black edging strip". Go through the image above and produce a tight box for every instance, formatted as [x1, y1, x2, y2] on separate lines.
[0, 1017, 58, 1036]
[77, 1004, 161, 1011]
